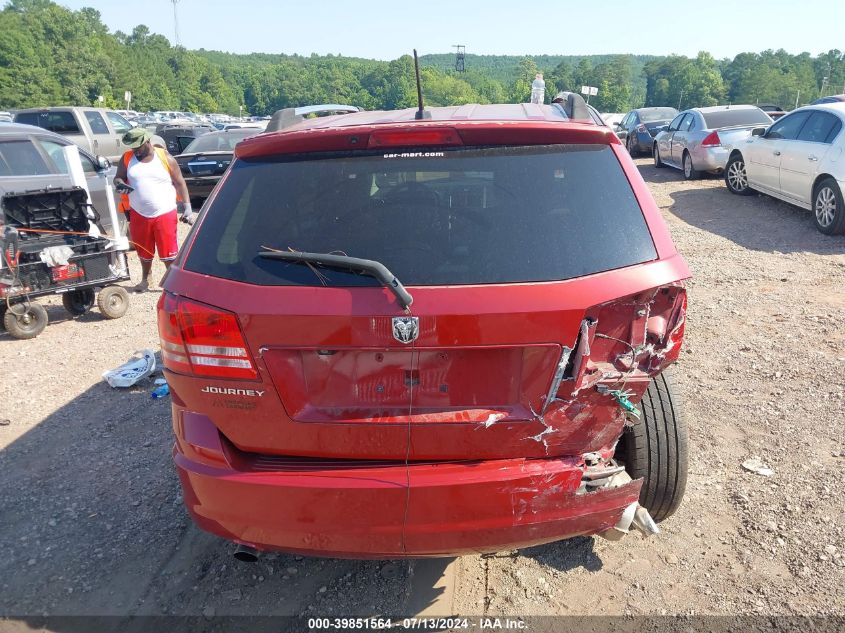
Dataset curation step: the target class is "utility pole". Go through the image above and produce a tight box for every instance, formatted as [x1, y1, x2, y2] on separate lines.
[678, 89, 685, 110]
[795, 90, 800, 110]
[171, 0, 181, 47]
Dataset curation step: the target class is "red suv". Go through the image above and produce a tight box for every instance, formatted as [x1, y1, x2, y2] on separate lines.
[158, 94, 691, 558]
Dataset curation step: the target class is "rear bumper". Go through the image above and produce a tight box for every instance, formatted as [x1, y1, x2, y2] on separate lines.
[634, 132, 655, 152]
[184, 176, 220, 199]
[692, 146, 730, 172]
[174, 414, 643, 558]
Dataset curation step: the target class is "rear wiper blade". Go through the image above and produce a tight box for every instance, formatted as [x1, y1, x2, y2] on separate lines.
[259, 249, 413, 309]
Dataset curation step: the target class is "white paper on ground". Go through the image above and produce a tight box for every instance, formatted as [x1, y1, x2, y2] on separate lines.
[102, 349, 156, 388]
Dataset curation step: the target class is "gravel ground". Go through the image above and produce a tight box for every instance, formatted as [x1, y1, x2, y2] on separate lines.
[1, 159, 843, 626]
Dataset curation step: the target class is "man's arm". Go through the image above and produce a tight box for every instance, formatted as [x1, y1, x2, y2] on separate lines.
[167, 153, 195, 223]
[114, 154, 129, 190]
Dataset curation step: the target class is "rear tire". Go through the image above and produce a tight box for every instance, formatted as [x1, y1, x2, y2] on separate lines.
[683, 151, 699, 180]
[618, 367, 688, 522]
[812, 178, 845, 235]
[62, 289, 96, 316]
[725, 154, 754, 196]
[98, 286, 129, 319]
[653, 144, 664, 168]
[3, 302, 48, 339]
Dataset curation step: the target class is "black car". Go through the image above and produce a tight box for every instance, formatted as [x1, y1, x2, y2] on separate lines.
[175, 129, 260, 203]
[757, 103, 787, 120]
[615, 107, 679, 156]
[155, 123, 215, 156]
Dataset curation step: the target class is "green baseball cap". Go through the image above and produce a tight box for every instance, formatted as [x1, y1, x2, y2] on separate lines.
[122, 127, 153, 148]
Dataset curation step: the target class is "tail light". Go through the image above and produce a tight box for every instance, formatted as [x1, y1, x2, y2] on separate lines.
[701, 131, 722, 147]
[157, 293, 258, 380]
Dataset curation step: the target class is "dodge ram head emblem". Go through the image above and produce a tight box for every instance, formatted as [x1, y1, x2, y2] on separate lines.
[392, 316, 419, 344]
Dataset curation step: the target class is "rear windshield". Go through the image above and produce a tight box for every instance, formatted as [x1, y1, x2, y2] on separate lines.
[15, 111, 81, 134]
[184, 130, 256, 153]
[640, 108, 677, 122]
[701, 109, 771, 128]
[185, 144, 657, 286]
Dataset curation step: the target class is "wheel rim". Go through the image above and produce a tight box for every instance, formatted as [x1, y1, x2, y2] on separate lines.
[815, 186, 837, 227]
[727, 160, 747, 191]
[18, 309, 39, 332]
[684, 155, 691, 177]
[107, 293, 125, 311]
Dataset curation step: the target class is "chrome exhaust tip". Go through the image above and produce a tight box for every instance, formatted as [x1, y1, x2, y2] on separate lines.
[597, 502, 660, 541]
[631, 505, 660, 537]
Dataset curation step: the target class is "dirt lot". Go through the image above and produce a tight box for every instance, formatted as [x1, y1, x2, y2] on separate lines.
[1, 159, 844, 627]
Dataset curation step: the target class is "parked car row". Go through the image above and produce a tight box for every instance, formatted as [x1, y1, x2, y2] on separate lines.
[617, 99, 845, 235]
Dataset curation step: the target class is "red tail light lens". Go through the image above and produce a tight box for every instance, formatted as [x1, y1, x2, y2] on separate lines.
[157, 293, 258, 380]
[701, 131, 721, 146]
[367, 128, 462, 148]
[157, 293, 191, 375]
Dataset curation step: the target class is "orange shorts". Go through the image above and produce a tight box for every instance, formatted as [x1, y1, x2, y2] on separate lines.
[129, 210, 178, 262]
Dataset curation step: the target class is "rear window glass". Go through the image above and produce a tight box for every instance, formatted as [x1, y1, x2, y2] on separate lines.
[701, 109, 771, 128]
[640, 108, 677, 122]
[15, 111, 80, 134]
[185, 144, 657, 287]
[184, 131, 255, 153]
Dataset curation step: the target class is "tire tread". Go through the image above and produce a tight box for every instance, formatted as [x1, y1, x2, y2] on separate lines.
[622, 366, 688, 522]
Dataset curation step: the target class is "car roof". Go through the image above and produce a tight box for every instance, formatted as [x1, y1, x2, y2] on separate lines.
[238, 102, 615, 160]
[0, 122, 63, 136]
[634, 106, 676, 112]
[277, 103, 589, 133]
[207, 129, 259, 136]
[692, 105, 762, 114]
[796, 102, 845, 115]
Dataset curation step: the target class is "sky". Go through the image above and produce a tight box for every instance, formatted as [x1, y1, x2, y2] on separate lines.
[49, 0, 845, 61]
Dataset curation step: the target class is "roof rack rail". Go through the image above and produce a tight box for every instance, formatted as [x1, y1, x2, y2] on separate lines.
[551, 91, 591, 120]
[265, 104, 360, 133]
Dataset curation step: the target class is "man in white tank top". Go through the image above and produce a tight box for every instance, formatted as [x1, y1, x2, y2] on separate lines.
[115, 128, 192, 292]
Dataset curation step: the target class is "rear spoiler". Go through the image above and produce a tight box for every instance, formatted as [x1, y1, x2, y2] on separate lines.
[551, 92, 591, 121]
[265, 104, 360, 133]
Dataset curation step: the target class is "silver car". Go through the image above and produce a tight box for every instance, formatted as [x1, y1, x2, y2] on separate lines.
[0, 123, 124, 237]
[653, 105, 773, 179]
[723, 103, 845, 235]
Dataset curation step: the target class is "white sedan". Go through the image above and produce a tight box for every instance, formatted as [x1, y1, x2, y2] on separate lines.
[723, 103, 845, 234]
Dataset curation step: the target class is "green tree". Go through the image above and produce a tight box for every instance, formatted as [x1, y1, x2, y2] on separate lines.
[507, 57, 539, 103]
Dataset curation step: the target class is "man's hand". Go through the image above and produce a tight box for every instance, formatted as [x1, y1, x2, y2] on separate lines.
[114, 178, 133, 194]
[177, 201, 195, 225]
